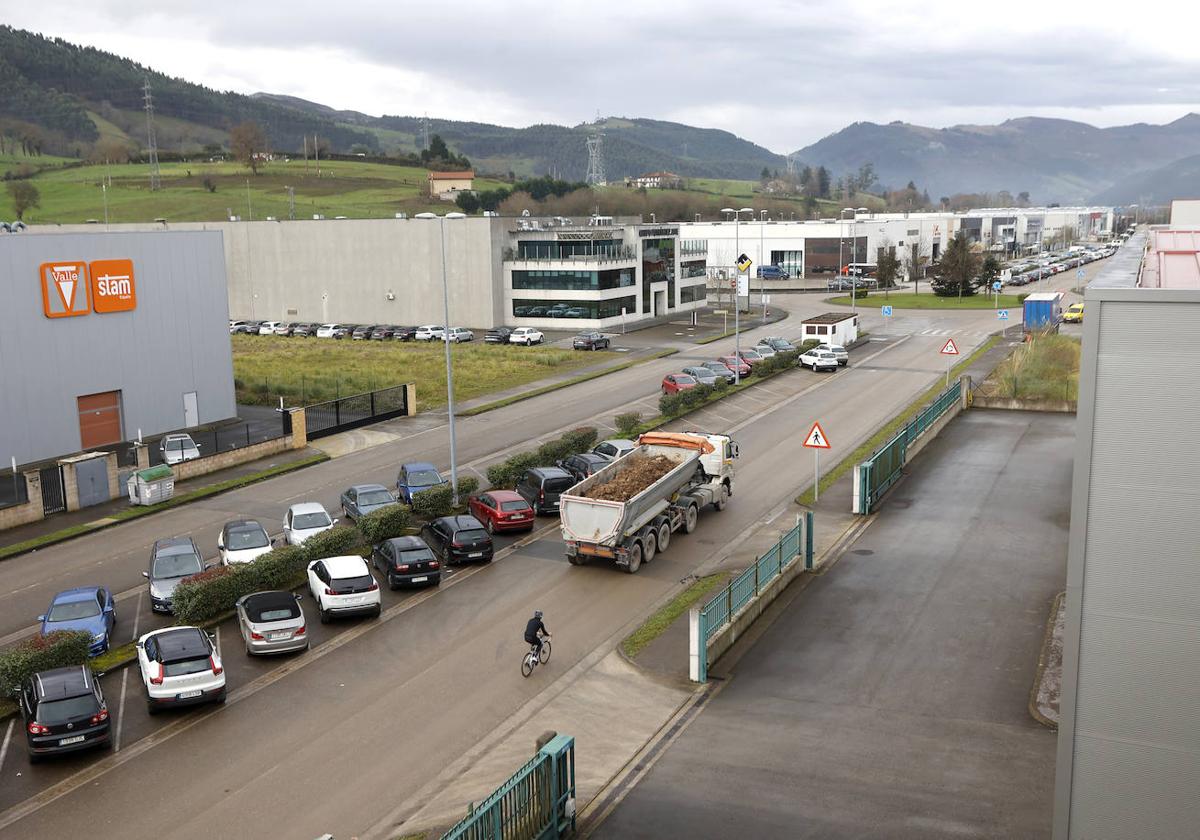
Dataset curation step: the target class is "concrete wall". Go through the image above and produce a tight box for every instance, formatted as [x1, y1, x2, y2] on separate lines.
[0, 230, 236, 467]
[0, 473, 44, 530]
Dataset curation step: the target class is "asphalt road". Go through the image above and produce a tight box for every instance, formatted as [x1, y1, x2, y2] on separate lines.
[592, 409, 1073, 840]
[0, 284, 1085, 838]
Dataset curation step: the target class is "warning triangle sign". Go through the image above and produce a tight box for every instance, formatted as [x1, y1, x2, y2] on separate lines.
[939, 338, 960, 355]
[803, 421, 831, 449]
[56, 277, 76, 310]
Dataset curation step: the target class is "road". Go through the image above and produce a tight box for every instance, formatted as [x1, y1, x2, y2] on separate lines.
[0, 263, 1103, 838]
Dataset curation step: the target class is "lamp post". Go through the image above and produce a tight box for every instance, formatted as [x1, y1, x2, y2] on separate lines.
[840, 207, 854, 310]
[721, 206, 754, 384]
[415, 211, 467, 505]
[759, 209, 768, 322]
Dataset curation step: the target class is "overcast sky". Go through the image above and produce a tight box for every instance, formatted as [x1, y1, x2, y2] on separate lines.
[8, 1, 1200, 152]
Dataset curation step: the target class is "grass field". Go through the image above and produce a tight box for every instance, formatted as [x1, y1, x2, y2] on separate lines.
[979, 333, 1080, 401]
[827, 292, 1026, 310]
[231, 335, 612, 409]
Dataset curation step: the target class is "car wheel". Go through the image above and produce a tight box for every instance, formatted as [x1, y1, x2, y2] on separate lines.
[388, 576, 399, 591]
[147, 699, 159, 716]
[485, 518, 495, 535]
[714, 484, 729, 511]
[683, 503, 699, 534]
[320, 607, 331, 624]
[215, 689, 227, 705]
[373, 605, 382, 618]
[28, 750, 42, 765]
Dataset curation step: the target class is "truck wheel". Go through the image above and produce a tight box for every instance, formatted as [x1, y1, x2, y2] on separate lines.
[567, 553, 584, 566]
[714, 484, 729, 511]
[656, 521, 671, 553]
[642, 532, 657, 563]
[625, 542, 643, 574]
[683, 504, 699, 534]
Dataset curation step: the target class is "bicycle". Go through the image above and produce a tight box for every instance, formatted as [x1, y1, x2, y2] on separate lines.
[521, 634, 552, 678]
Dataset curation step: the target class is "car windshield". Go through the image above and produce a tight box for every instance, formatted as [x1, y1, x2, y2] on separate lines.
[292, 511, 331, 529]
[358, 490, 393, 506]
[407, 470, 442, 486]
[399, 548, 435, 562]
[153, 551, 203, 579]
[47, 600, 101, 621]
[226, 527, 269, 550]
[500, 500, 529, 512]
[163, 658, 211, 677]
[36, 695, 98, 724]
[163, 438, 193, 452]
[331, 574, 374, 591]
[456, 529, 488, 542]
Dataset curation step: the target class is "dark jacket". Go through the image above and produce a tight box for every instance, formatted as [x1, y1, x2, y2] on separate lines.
[524, 617, 547, 643]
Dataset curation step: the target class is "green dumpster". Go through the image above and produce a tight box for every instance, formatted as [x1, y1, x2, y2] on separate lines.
[127, 465, 175, 506]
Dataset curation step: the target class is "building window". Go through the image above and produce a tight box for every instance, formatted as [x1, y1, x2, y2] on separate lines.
[642, 237, 676, 311]
[512, 269, 633, 291]
[769, 250, 804, 274]
[512, 296, 636, 320]
[680, 284, 707, 304]
[516, 239, 624, 260]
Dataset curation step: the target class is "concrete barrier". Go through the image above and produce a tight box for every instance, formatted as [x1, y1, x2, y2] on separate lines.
[972, 396, 1076, 412]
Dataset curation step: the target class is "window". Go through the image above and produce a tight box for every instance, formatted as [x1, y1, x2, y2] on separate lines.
[292, 512, 331, 529]
[680, 284, 706, 304]
[512, 269, 634, 291]
[47, 600, 102, 622]
[36, 695, 99, 724]
[511, 296, 636, 320]
[642, 237, 677, 310]
[770, 250, 804, 274]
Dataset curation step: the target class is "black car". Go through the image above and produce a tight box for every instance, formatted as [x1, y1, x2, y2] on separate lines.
[17, 665, 111, 762]
[700, 361, 737, 384]
[370, 325, 399, 340]
[352, 324, 380, 340]
[420, 515, 493, 565]
[573, 331, 611, 351]
[393, 326, 418, 341]
[557, 453, 609, 483]
[516, 467, 575, 515]
[485, 327, 513, 344]
[371, 535, 442, 588]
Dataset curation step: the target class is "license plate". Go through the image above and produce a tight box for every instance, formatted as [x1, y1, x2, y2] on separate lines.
[268, 631, 290, 640]
[411, 576, 428, 583]
[469, 552, 483, 558]
[178, 689, 202, 699]
[59, 735, 86, 746]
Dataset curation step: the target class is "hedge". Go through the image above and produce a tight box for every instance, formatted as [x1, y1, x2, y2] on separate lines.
[356, 504, 414, 545]
[485, 426, 599, 490]
[614, 412, 642, 438]
[0, 631, 94, 696]
[411, 476, 480, 519]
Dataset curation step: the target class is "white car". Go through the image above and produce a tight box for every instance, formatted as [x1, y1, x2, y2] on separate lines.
[816, 343, 849, 366]
[315, 323, 344, 338]
[218, 519, 273, 566]
[283, 502, 336, 546]
[136, 626, 226, 714]
[415, 325, 445, 341]
[509, 327, 544, 345]
[258, 321, 282, 335]
[229, 320, 247, 334]
[446, 327, 474, 343]
[160, 433, 201, 464]
[799, 349, 839, 372]
[307, 555, 381, 623]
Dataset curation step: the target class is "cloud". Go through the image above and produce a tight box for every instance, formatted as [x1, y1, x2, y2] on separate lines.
[6, 0, 1200, 150]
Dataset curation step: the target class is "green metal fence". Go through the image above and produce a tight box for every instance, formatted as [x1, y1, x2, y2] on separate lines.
[441, 734, 576, 840]
[855, 379, 961, 515]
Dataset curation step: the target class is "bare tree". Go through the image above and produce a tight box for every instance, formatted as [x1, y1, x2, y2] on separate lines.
[230, 121, 269, 174]
[905, 240, 930, 295]
[7, 181, 41, 221]
[875, 239, 902, 299]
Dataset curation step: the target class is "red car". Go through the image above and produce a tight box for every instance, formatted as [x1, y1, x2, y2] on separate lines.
[662, 373, 698, 395]
[468, 490, 535, 534]
[733, 348, 764, 366]
[717, 356, 751, 377]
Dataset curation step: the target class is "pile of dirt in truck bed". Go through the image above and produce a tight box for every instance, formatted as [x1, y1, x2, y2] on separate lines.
[583, 455, 676, 502]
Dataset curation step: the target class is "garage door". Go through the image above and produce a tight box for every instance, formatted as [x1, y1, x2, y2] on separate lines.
[78, 391, 123, 449]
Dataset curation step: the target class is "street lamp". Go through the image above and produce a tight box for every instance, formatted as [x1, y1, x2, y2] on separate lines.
[759, 209, 768, 322]
[841, 207, 855, 311]
[415, 210, 467, 505]
[721, 206, 754, 384]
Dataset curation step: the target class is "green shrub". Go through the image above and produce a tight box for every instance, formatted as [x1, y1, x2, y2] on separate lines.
[456, 475, 480, 497]
[614, 412, 642, 437]
[412, 484, 454, 519]
[0, 631, 94, 696]
[712, 378, 729, 393]
[799, 339, 820, 352]
[536, 436, 575, 464]
[681, 384, 713, 409]
[559, 426, 599, 453]
[487, 450, 540, 490]
[659, 391, 684, 416]
[356, 504, 414, 545]
[172, 546, 311, 625]
[300, 526, 362, 564]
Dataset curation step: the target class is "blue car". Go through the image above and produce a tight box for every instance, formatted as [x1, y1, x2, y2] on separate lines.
[39, 587, 116, 655]
[396, 461, 447, 504]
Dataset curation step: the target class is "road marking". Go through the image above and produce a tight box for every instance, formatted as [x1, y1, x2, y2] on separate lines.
[113, 669, 130, 753]
[0, 720, 13, 776]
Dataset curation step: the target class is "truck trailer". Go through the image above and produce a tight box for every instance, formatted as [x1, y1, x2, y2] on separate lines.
[1023, 291, 1065, 334]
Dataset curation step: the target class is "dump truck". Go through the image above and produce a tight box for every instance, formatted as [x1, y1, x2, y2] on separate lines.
[559, 432, 739, 573]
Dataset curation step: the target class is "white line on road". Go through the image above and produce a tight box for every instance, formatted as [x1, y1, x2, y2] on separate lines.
[113, 668, 130, 753]
[0, 720, 14, 776]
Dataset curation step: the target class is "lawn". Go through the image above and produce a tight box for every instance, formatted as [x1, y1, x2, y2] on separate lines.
[827, 292, 1026, 310]
[979, 333, 1080, 402]
[231, 335, 613, 409]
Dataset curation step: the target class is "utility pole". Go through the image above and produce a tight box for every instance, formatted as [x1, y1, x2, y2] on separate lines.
[585, 129, 606, 186]
[314, 135, 320, 177]
[142, 77, 162, 191]
[303, 135, 308, 174]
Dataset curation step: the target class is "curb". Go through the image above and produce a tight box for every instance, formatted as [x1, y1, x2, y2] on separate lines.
[1028, 590, 1064, 730]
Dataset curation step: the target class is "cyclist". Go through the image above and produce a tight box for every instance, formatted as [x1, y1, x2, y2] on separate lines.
[524, 610, 550, 658]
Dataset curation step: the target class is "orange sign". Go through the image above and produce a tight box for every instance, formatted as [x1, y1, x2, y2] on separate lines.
[40, 261, 91, 318]
[89, 259, 137, 313]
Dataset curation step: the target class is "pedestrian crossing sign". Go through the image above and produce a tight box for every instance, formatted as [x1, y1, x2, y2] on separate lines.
[997, 309, 1009, 320]
[939, 338, 960, 355]
[803, 421, 831, 449]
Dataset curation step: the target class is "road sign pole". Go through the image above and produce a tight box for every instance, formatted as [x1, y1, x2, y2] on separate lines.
[813, 448, 819, 503]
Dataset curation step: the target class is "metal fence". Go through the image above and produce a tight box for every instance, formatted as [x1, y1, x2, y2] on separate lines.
[300, 383, 410, 440]
[441, 734, 576, 840]
[148, 419, 286, 467]
[855, 379, 962, 515]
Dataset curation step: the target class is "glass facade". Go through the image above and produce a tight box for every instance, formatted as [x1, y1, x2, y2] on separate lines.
[515, 239, 628, 259]
[512, 269, 634, 291]
[642, 237, 676, 313]
[770, 250, 804, 275]
[682, 261, 707, 278]
[804, 236, 866, 274]
[512, 296, 637, 320]
[679, 239, 708, 257]
[680, 283, 707, 304]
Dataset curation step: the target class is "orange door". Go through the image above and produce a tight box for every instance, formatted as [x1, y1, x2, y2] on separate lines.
[78, 391, 123, 448]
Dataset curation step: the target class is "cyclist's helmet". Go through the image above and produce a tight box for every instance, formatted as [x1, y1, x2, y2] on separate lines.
[533, 610, 543, 619]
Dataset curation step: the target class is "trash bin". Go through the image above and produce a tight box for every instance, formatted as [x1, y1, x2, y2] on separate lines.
[127, 465, 175, 506]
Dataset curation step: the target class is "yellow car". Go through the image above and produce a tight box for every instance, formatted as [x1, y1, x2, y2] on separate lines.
[1063, 302, 1084, 323]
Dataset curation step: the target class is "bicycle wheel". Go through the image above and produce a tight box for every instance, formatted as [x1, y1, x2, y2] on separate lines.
[521, 653, 535, 678]
[539, 640, 552, 664]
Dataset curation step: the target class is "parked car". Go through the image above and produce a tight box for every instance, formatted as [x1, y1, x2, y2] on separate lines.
[467, 490, 535, 534]
[392, 326, 419, 341]
[557, 452, 610, 483]
[258, 321, 283, 336]
[515, 467, 575, 515]
[145, 537, 207, 614]
[291, 323, 318, 337]
[717, 355, 751, 377]
[509, 327, 544, 345]
[573, 331, 611, 351]
[700, 360, 737, 384]
[272, 322, 293, 336]
[662, 373, 697, 395]
[160, 433, 201, 464]
[316, 323, 345, 338]
[352, 324, 380, 340]
[446, 327, 474, 343]
[1063, 302, 1084, 323]
[17, 665, 111, 761]
[756, 265, 789, 279]
[396, 461, 446, 504]
[734, 348, 764, 366]
[371, 536, 442, 589]
[799, 348, 840, 372]
[484, 327, 513, 344]
[827, 278, 855, 291]
[415, 325, 445, 341]
[38, 586, 116, 655]
[283, 502, 336, 545]
[340, 484, 397, 521]
[681, 365, 720, 386]
[137, 626, 226, 713]
[307, 555, 381, 622]
[369, 325, 398, 340]
[235, 320, 264, 334]
[229, 320, 247, 334]
[752, 343, 778, 359]
[760, 337, 796, 352]
[421, 515, 494, 565]
[235, 590, 308, 656]
[816, 343, 849, 366]
[218, 519, 273, 565]
[592, 439, 637, 460]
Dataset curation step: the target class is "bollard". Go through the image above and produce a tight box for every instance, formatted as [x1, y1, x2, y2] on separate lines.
[805, 510, 815, 570]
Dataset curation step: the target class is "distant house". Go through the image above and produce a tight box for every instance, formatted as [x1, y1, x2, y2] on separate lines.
[626, 171, 682, 190]
[428, 170, 475, 199]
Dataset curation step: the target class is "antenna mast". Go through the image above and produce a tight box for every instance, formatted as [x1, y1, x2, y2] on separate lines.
[585, 114, 606, 186]
[143, 77, 162, 191]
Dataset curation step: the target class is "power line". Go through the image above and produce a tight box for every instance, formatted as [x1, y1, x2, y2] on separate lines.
[142, 77, 161, 190]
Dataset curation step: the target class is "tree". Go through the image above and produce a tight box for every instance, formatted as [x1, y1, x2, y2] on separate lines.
[7, 181, 40, 220]
[906, 241, 929, 294]
[454, 191, 481, 214]
[931, 232, 981, 298]
[857, 163, 877, 194]
[876, 241, 902, 297]
[816, 166, 831, 199]
[760, 166, 771, 183]
[979, 253, 1002, 292]
[1017, 191, 1030, 207]
[230, 121, 269, 174]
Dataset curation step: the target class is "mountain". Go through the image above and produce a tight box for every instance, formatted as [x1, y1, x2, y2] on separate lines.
[1091, 152, 1200, 205]
[792, 115, 1200, 204]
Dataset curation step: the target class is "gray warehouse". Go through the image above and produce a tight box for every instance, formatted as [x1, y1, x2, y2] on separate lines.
[0, 230, 236, 468]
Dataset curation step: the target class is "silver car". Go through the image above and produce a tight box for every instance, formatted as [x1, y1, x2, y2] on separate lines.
[817, 343, 849, 366]
[681, 365, 720, 386]
[160, 433, 201, 464]
[592, 439, 637, 460]
[235, 590, 308, 656]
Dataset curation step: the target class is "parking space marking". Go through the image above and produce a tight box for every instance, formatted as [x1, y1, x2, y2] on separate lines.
[114, 669, 130, 753]
[0, 720, 13, 776]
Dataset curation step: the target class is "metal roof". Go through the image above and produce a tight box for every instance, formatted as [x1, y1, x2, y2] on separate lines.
[1141, 229, 1200, 289]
